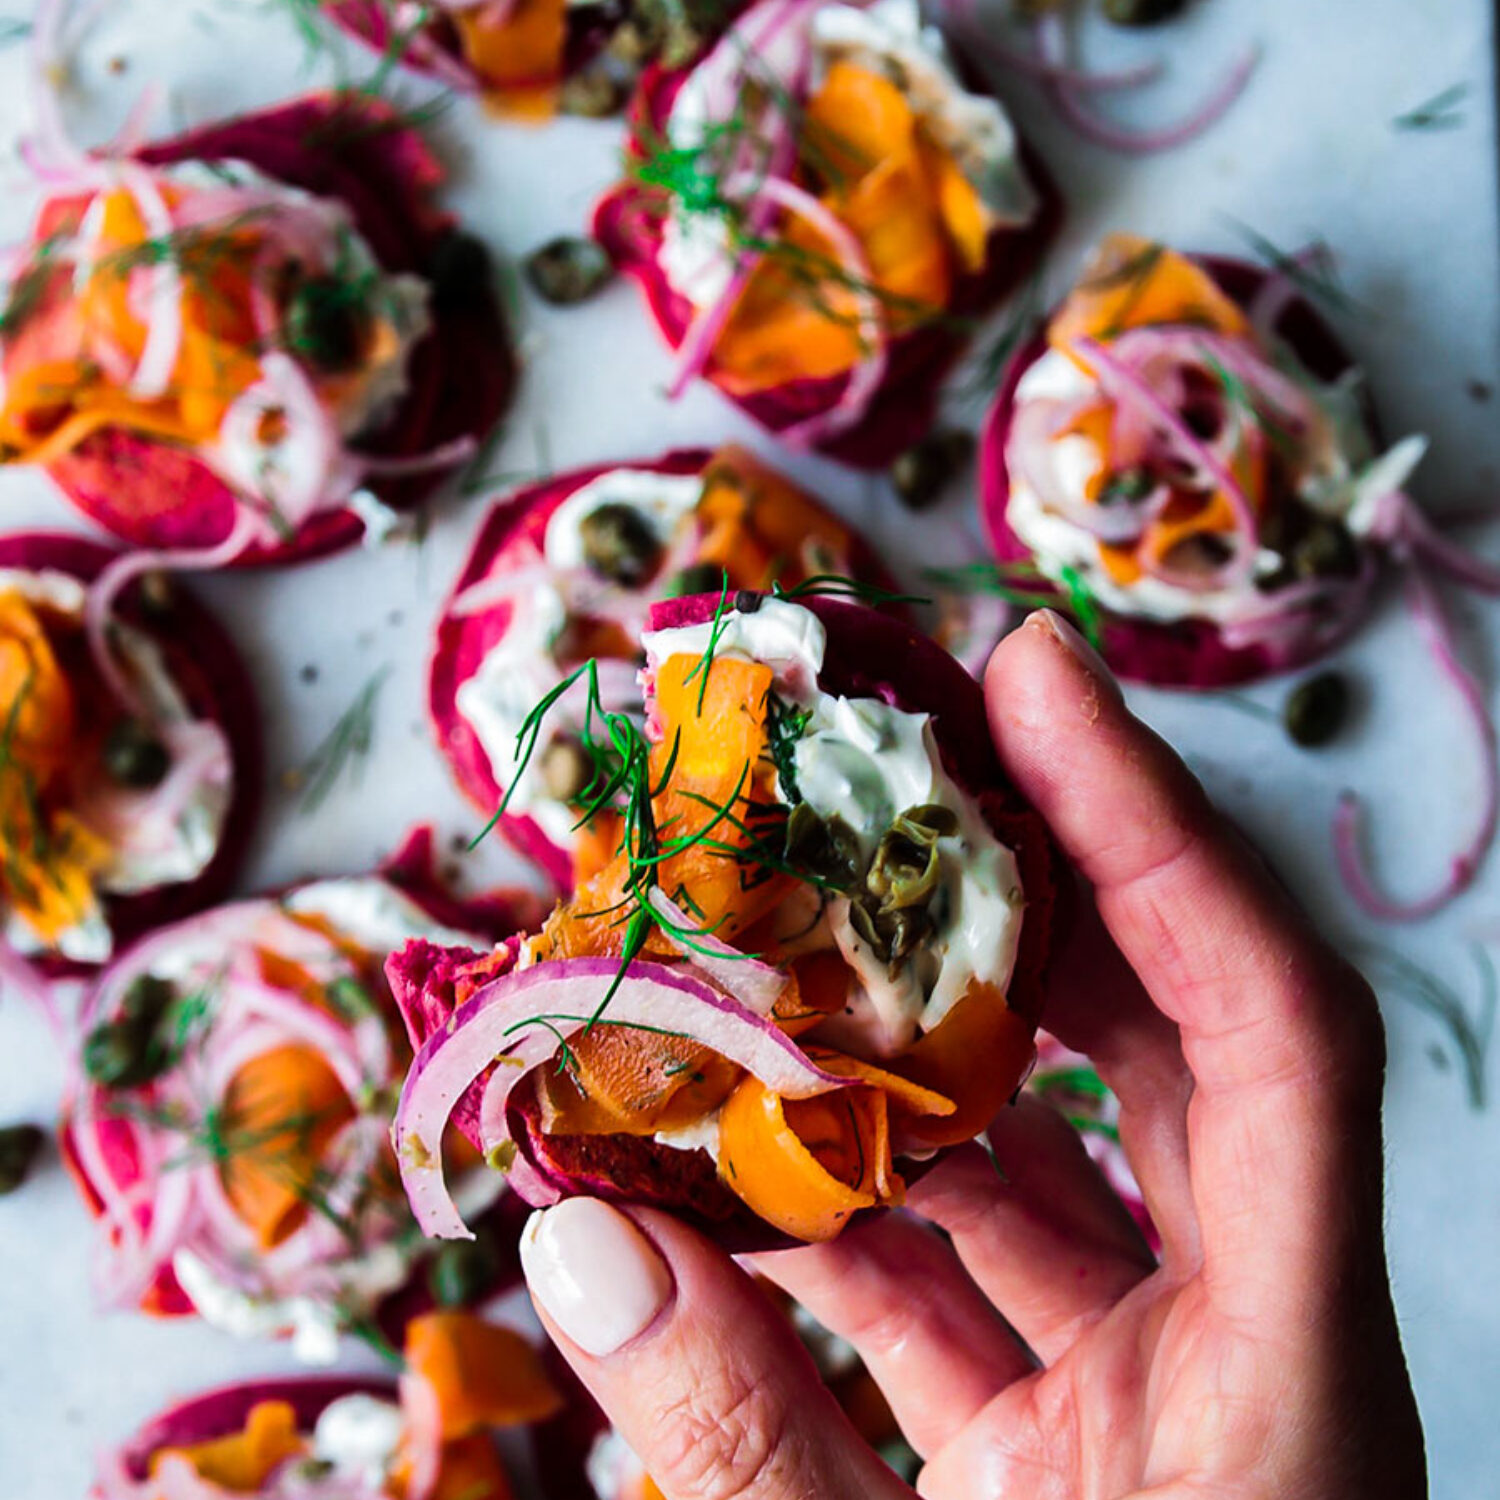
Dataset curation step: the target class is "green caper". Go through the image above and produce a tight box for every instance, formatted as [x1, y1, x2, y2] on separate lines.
[579, 503, 663, 586]
[882, 905, 933, 964]
[847, 896, 889, 961]
[1283, 671, 1349, 748]
[427, 1231, 502, 1308]
[284, 275, 369, 373]
[667, 562, 727, 599]
[659, 19, 707, 69]
[889, 429, 975, 511]
[559, 67, 627, 118]
[103, 719, 170, 789]
[784, 804, 862, 891]
[1101, 0, 1188, 25]
[428, 230, 494, 314]
[120, 973, 175, 1030]
[1098, 466, 1154, 506]
[524, 236, 614, 307]
[867, 827, 941, 911]
[81, 1018, 169, 1090]
[0, 1123, 44, 1195]
[903, 804, 959, 838]
[539, 736, 595, 803]
[1291, 519, 1359, 580]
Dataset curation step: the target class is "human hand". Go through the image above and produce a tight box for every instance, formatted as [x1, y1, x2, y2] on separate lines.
[518, 609, 1427, 1500]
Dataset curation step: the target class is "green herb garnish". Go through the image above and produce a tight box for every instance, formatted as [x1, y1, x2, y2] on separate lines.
[1393, 83, 1469, 132]
[297, 665, 391, 812]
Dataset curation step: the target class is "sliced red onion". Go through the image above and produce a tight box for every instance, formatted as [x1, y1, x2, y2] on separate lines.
[1333, 565, 1498, 921]
[1074, 335, 1259, 587]
[1377, 491, 1500, 596]
[645, 887, 787, 1016]
[1036, 15, 1261, 154]
[116, 163, 185, 401]
[394, 958, 850, 1239]
[354, 434, 477, 478]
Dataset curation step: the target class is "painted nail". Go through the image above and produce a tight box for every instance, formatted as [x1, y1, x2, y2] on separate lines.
[1029, 608, 1120, 696]
[521, 1199, 673, 1356]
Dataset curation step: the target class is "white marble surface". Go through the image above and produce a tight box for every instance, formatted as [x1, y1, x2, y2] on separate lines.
[0, 0, 1496, 1494]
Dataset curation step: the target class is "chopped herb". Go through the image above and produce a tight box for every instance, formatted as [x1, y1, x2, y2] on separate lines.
[1392, 83, 1469, 132]
[298, 666, 391, 812]
[1358, 943, 1495, 1110]
[1223, 219, 1362, 316]
[1058, 565, 1103, 651]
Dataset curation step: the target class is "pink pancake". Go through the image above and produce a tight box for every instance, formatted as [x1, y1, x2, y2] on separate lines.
[979, 254, 1376, 689]
[44, 93, 515, 567]
[109, 1375, 396, 1484]
[427, 448, 904, 892]
[593, 62, 1063, 470]
[393, 593, 1063, 1249]
[61, 826, 539, 1322]
[0, 533, 261, 977]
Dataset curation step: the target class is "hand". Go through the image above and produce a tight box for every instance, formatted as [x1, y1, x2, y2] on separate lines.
[518, 609, 1427, 1500]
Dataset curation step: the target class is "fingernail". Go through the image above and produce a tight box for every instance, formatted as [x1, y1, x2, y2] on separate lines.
[521, 1199, 673, 1356]
[1028, 608, 1119, 695]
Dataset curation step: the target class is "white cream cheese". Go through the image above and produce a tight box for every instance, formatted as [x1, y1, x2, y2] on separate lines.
[312, 1393, 406, 1486]
[658, 0, 1035, 310]
[642, 595, 828, 701]
[653, 1110, 722, 1163]
[1005, 346, 1426, 627]
[543, 468, 706, 572]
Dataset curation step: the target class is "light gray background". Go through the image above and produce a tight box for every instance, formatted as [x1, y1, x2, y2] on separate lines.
[0, 0, 1495, 1494]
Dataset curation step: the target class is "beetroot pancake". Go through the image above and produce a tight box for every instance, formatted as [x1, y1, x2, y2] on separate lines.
[3, 92, 513, 570]
[977, 235, 1418, 689]
[428, 444, 902, 891]
[593, 0, 1061, 468]
[321, 0, 627, 111]
[0, 533, 259, 978]
[392, 591, 1061, 1249]
[91, 1311, 561, 1500]
[61, 828, 542, 1342]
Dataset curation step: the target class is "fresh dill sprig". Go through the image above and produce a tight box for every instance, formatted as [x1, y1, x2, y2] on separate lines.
[1392, 82, 1469, 132]
[923, 560, 1104, 651]
[0, 230, 69, 340]
[682, 577, 734, 713]
[771, 574, 930, 608]
[297, 665, 392, 812]
[1223, 219, 1362, 317]
[763, 694, 811, 804]
[1356, 942, 1496, 1110]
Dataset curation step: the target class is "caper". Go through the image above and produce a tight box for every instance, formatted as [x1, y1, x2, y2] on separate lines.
[120, 973, 175, 1029]
[1283, 671, 1349, 748]
[428, 230, 494, 314]
[524, 236, 614, 307]
[733, 590, 763, 614]
[81, 1018, 169, 1090]
[889, 429, 975, 511]
[1291, 519, 1359, 580]
[847, 896, 888, 960]
[785, 804, 863, 891]
[882, 905, 932, 964]
[607, 12, 662, 65]
[903, 803, 959, 838]
[667, 562, 727, 599]
[427, 1230, 502, 1308]
[539, 737, 594, 803]
[867, 827, 940, 911]
[1098, 466, 1154, 506]
[284, 275, 369, 373]
[579, 503, 663, 586]
[559, 67, 627, 118]
[1101, 0, 1188, 26]
[0, 1123, 44, 1196]
[659, 19, 707, 69]
[103, 719, 170, 789]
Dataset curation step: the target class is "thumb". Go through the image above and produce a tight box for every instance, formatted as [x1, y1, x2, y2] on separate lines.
[520, 1197, 910, 1500]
